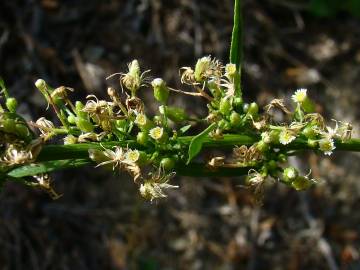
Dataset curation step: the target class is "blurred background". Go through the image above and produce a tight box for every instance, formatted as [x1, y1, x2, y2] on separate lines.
[1, 0, 360, 269]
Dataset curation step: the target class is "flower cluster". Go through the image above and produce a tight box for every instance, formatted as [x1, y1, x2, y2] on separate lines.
[0, 56, 353, 202]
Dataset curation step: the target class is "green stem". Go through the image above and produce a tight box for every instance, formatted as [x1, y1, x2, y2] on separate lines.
[4, 136, 360, 179]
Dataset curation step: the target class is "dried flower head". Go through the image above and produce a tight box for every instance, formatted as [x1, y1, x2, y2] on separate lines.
[95, 146, 126, 170]
[194, 56, 222, 82]
[2, 146, 33, 165]
[121, 60, 149, 95]
[35, 117, 55, 138]
[139, 170, 177, 201]
[83, 95, 112, 117]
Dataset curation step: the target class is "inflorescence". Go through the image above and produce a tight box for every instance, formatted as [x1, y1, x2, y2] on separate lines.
[0, 56, 353, 201]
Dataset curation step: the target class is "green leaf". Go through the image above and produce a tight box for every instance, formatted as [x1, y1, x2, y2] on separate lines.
[230, 0, 243, 70]
[6, 159, 91, 178]
[179, 124, 192, 135]
[187, 123, 217, 164]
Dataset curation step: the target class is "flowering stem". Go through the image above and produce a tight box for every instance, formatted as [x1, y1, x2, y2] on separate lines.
[4, 136, 360, 179]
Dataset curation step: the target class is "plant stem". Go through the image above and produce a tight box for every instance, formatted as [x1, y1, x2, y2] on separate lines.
[4, 135, 360, 179]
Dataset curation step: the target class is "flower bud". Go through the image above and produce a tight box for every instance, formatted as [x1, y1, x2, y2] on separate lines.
[256, 140, 269, 153]
[151, 78, 169, 104]
[75, 117, 94, 133]
[6, 97, 17, 113]
[35, 79, 46, 91]
[247, 102, 259, 117]
[283, 167, 298, 183]
[218, 119, 231, 130]
[219, 97, 233, 115]
[291, 176, 313, 191]
[302, 126, 317, 139]
[307, 139, 318, 148]
[137, 131, 149, 145]
[160, 157, 175, 171]
[233, 97, 243, 112]
[67, 115, 76, 124]
[134, 113, 154, 131]
[165, 106, 188, 123]
[230, 111, 241, 127]
[194, 56, 211, 82]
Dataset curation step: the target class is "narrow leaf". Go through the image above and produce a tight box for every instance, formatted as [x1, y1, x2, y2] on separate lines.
[6, 159, 91, 178]
[230, 0, 243, 69]
[187, 123, 217, 164]
[179, 124, 192, 134]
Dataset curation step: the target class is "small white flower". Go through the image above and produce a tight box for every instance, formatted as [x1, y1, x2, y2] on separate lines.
[134, 113, 147, 126]
[125, 149, 140, 163]
[261, 132, 272, 144]
[291, 88, 307, 103]
[149, 126, 164, 140]
[279, 129, 296, 145]
[319, 136, 335, 155]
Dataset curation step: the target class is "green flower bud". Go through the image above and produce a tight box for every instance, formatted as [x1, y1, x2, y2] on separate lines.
[75, 117, 94, 132]
[269, 130, 280, 144]
[2, 118, 16, 134]
[151, 78, 169, 104]
[35, 79, 47, 92]
[75, 101, 88, 119]
[160, 157, 175, 171]
[165, 106, 188, 123]
[218, 119, 231, 130]
[219, 97, 233, 115]
[242, 103, 249, 113]
[153, 115, 162, 125]
[291, 176, 313, 191]
[283, 167, 298, 183]
[6, 97, 17, 113]
[115, 119, 128, 132]
[134, 113, 154, 131]
[15, 123, 31, 139]
[230, 111, 242, 127]
[137, 131, 149, 145]
[302, 126, 317, 139]
[247, 102, 259, 117]
[207, 79, 221, 98]
[233, 97, 243, 112]
[307, 139, 318, 148]
[67, 115, 76, 124]
[266, 160, 278, 172]
[256, 140, 269, 153]
[194, 56, 211, 82]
